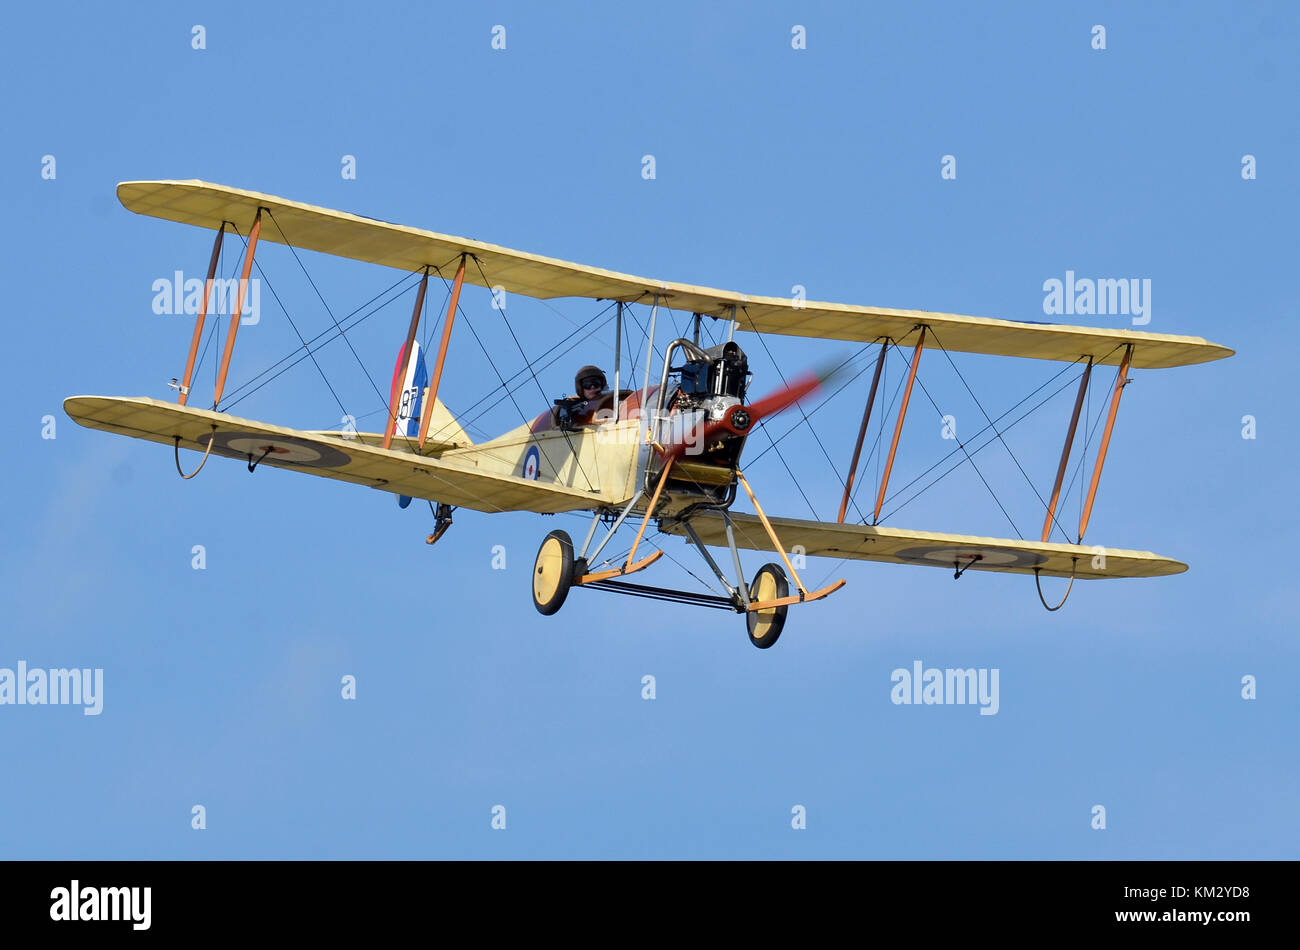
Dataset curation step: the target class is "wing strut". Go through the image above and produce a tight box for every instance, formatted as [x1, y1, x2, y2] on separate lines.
[612, 302, 623, 422]
[837, 338, 889, 523]
[1041, 358, 1093, 541]
[213, 209, 263, 407]
[418, 254, 466, 450]
[639, 294, 659, 440]
[384, 267, 429, 450]
[174, 222, 226, 405]
[873, 327, 926, 523]
[1079, 345, 1133, 540]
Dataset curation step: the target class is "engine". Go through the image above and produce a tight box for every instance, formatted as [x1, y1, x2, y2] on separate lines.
[657, 339, 752, 473]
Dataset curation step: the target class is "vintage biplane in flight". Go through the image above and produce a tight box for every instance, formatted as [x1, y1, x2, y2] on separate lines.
[66, 181, 1233, 647]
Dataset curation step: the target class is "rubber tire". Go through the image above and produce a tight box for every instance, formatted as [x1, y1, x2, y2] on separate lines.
[532, 529, 575, 616]
[746, 562, 789, 649]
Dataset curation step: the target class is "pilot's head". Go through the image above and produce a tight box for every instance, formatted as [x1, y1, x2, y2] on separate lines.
[575, 365, 607, 399]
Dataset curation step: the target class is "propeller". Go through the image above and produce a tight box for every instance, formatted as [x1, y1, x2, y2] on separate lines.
[658, 359, 846, 464]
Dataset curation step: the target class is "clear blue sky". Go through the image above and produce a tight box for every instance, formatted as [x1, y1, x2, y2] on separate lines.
[1, 1, 1295, 858]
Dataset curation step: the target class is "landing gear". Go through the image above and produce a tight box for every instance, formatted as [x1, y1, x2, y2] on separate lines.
[425, 502, 454, 545]
[532, 529, 575, 615]
[530, 471, 845, 642]
[746, 562, 789, 649]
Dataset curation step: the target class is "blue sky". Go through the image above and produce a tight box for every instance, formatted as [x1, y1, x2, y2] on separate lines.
[1, 1, 1295, 858]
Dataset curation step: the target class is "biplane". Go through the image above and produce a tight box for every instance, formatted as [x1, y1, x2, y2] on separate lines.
[65, 181, 1234, 648]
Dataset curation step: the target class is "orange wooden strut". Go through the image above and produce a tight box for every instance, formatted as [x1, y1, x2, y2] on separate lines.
[625, 459, 675, 569]
[178, 223, 225, 406]
[576, 460, 674, 584]
[212, 211, 263, 408]
[873, 327, 926, 523]
[383, 268, 429, 450]
[745, 580, 846, 612]
[1040, 359, 1092, 542]
[1078, 346, 1133, 541]
[418, 255, 467, 450]
[738, 469, 808, 595]
[579, 550, 662, 585]
[736, 469, 846, 607]
[837, 340, 888, 523]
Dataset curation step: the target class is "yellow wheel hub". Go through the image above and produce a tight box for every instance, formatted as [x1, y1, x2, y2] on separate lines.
[750, 571, 779, 640]
[534, 537, 565, 604]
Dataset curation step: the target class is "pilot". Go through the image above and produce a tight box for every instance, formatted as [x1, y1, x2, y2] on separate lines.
[552, 365, 608, 430]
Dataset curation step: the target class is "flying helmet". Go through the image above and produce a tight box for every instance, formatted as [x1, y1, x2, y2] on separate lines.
[574, 365, 607, 396]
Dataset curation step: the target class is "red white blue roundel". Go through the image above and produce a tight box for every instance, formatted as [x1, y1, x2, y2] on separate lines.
[521, 445, 541, 480]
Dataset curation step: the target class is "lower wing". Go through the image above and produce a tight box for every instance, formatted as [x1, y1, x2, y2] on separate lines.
[661, 511, 1185, 579]
[64, 395, 604, 514]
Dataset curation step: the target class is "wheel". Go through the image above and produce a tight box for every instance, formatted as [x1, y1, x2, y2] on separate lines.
[746, 562, 789, 649]
[532, 529, 575, 615]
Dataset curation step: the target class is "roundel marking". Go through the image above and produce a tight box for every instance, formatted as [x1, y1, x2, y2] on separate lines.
[893, 545, 1047, 571]
[196, 431, 352, 468]
[521, 445, 541, 480]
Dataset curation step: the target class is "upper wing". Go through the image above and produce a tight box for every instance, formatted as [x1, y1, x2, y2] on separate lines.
[117, 180, 1232, 369]
[660, 511, 1186, 579]
[64, 395, 605, 514]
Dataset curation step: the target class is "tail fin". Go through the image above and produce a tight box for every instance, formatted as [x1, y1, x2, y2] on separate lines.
[389, 340, 473, 448]
[391, 341, 472, 511]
